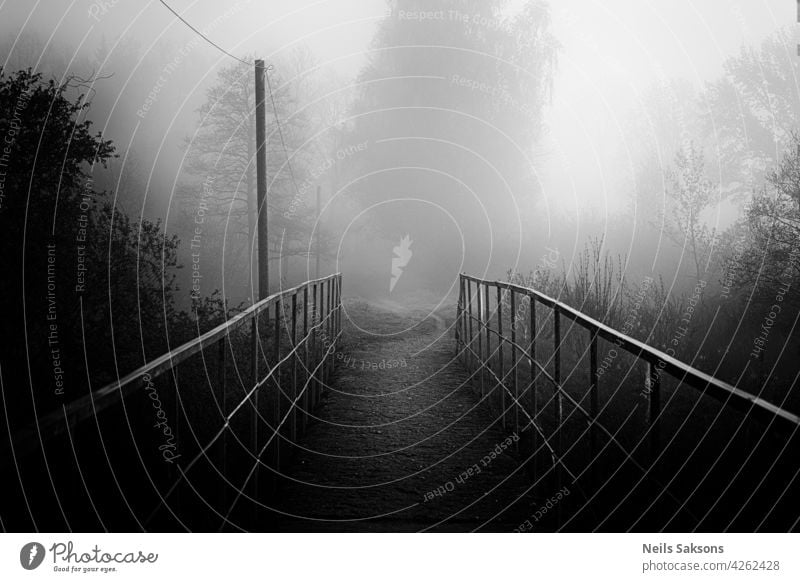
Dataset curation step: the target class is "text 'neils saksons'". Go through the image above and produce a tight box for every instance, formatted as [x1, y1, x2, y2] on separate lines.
[643, 543, 724, 554]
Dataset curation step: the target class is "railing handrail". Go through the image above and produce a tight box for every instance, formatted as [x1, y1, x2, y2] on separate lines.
[9, 273, 343, 458]
[460, 273, 800, 429]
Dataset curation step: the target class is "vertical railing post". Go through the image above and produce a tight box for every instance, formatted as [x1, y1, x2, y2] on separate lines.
[319, 279, 331, 391]
[333, 275, 339, 366]
[338, 274, 343, 336]
[217, 336, 227, 510]
[311, 282, 318, 408]
[589, 329, 599, 483]
[476, 282, 483, 395]
[250, 314, 258, 495]
[290, 292, 298, 442]
[529, 293, 537, 475]
[317, 280, 324, 388]
[326, 277, 332, 379]
[272, 299, 281, 473]
[484, 283, 491, 399]
[553, 305, 562, 459]
[456, 276, 463, 358]
[333, 275, 339, 341]
[333, 276, 338, 340]
[466, 279, 474, 373]
[318, 280, 323, 396]
[337, 274, 342, 336]
[496, 285, 505, 428]
[302, 285, 309, 432]
[461, 276, 467, 360]
[647, 360, 661, 464]
[315, 186, 321, 279]
[553, 304, 563, 526]
[319, 279, 325, 385]
[510, 289, 518, 439]
[319, 281, 323, 403]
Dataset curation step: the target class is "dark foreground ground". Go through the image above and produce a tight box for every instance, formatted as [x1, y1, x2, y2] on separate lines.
[265, 296, 555, 532]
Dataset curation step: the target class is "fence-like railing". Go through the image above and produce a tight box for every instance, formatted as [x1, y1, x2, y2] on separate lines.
[455, 273, 800, 528]
[7, 273, 342, 530]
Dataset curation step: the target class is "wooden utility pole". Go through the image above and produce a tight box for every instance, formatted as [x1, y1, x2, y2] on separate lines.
[252, 59, 268, 502]
[255, 59, 269, 299]
[315, 185, 321, 279]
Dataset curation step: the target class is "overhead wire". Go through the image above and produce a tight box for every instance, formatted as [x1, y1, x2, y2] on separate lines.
[264, 68, 304, 203]
[157, 0, 253, 66]
[157, 1, 305, 208]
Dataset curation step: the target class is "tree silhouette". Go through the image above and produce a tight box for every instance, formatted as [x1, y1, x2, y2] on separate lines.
[0, 68, 184, 421]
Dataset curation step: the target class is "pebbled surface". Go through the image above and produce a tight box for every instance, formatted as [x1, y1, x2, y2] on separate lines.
[265, 298, 550, 532]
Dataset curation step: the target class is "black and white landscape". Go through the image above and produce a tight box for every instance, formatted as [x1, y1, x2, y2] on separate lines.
[1, 0, 799, 533]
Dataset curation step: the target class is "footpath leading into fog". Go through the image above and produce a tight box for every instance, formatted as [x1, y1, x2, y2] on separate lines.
[267, 296, 547, 532]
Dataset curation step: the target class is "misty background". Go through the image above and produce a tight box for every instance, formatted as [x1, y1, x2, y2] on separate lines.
[2, 0, 800, 413]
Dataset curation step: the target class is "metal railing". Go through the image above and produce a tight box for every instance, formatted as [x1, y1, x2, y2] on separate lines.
[455, 273, 800, 488]
[8, 273, 342, 530]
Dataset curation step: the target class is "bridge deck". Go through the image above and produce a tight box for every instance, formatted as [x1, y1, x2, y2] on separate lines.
[263, 299, 549, 532]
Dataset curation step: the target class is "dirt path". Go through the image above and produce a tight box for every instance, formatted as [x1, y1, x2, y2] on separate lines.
[266, 298, 543, 532]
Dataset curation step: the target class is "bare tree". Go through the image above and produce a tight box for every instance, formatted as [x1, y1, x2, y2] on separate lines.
[657, 142, 718, 283]
[180, 54, 325, 297]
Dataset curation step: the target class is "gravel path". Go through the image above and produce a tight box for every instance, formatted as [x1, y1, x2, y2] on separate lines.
[266, 298, 548, 532]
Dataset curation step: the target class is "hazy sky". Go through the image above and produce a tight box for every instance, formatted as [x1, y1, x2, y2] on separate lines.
[542, 0, 792, 217]
[0, 0, 792, 219]
[2, 0, 788, 85]
[1, 0, 386, 75]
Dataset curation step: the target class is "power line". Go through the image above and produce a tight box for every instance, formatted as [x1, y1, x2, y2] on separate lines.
[158, 1, 304, 205]
[158, 0, 252, 66]
[264, 66, 305, 203]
